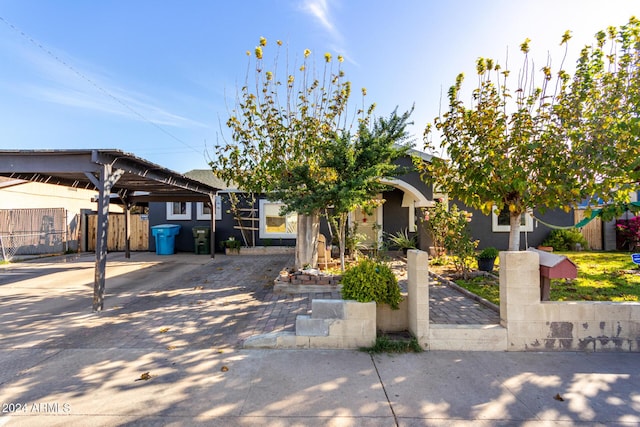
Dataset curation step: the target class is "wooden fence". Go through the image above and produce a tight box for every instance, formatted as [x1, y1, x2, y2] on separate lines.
[574, 209, 602, 250]
[0, 208, 66, 257]
[87, 214, 149, 251]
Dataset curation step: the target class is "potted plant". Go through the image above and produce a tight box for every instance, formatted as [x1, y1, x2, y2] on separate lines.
[219, 236, 241, 254]
[477, 247, 499, 272]
[387, 229, 417, 255]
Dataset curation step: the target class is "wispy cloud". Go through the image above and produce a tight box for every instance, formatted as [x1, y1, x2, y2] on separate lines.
[6, 38, 206, 128]
[26, 83, 206, 129]
[298, 0, 359, 66]
[300, 0, 344, 46]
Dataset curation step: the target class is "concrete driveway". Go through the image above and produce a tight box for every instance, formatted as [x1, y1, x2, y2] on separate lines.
[0, 251, 299, 350]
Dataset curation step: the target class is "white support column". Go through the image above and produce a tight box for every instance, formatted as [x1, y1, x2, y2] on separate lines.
[208, 193, 216, 258]
[408, 201, 416, 232]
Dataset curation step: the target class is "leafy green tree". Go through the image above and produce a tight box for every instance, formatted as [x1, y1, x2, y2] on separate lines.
[210, 37, 352, 268]
[556, 17, 640, 219]
[211, 37, 410, 268]
[423, 18, 639, 251]
[321, 108, 413, 270]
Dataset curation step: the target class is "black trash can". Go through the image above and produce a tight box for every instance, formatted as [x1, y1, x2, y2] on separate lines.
[192, 226, 211, 255]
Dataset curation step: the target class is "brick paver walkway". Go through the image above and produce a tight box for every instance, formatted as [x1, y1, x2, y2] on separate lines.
[390, 259, 500, 325]
[428, 276, 500, 324]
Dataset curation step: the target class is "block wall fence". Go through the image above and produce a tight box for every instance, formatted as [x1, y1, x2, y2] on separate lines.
[500, 251, 640, 352]
[245, 250, 640, 351]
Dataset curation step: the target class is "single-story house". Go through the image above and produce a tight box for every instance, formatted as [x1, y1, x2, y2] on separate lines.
[148, 150, 437, 253]
[148, 146, 639, 255]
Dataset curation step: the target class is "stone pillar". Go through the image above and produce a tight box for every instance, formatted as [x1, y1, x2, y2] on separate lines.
[499, 251, 541, 350]
[407, 249, 430, 349]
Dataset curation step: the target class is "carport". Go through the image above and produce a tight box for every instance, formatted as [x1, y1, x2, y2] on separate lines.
[0, 149, 220, 311]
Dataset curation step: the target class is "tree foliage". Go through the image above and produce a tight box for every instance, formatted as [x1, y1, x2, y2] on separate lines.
[556, 17, 640, 218]
[321, 108, 413, 270]
[423, 17, 639, 251]
[210, 37, 412, 268]
[210, 38, 354, 268]
[212, 38, 351, 212]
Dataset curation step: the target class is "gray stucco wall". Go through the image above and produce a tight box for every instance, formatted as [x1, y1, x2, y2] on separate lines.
[394, 156, 433, 201]
[452, 201, 574, 251]
[149, 195, 306, 253]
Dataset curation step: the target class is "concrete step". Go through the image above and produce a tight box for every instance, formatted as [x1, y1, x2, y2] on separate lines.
[310, 299, 345, 319]
[295, 315, 331, 336]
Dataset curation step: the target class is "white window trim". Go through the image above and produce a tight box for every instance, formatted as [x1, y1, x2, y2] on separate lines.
[196, 202, 212, 220]
[259, 199, 297, 239]
[166, 202, 192, 220]
[492, 206, 533, 232]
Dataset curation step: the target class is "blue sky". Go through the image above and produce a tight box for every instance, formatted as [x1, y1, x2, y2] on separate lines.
[1, 1, 638, 173]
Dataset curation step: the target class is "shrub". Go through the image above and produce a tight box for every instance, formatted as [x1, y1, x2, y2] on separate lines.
[422, 202, 477, 276]
[542, 229, 588, 251]
[340, 257, 402, 309]
[478, 247, 499, 259]
[616, 216, 640, 251]
[386, 228, 417, 250]
[219, 237, 241, 252]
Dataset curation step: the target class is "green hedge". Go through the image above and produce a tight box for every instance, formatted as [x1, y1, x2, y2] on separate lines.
[340, 258, 402, 309]
[542, 229, 588, 251]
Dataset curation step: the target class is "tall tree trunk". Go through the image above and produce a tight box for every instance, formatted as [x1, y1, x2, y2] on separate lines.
[509, 213, 522, 251]
[295, 211, 320, 269]
[338, 212, 347, 272]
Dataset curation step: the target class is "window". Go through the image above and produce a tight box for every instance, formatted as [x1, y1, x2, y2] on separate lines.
[166, 202, 191, 220]
[197, 197, 223, 220]
[196, 202, 211, 220]
[259, 200, 297, 239]
[492, 206, 533, 232]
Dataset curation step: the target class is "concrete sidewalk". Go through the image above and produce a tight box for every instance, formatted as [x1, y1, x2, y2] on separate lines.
[1, 252, 639, 426]
[0, 349, 638, 426]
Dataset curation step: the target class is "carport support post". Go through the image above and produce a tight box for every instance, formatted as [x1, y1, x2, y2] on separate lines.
[209, 194, 216, 258]
[124, 202, 132, 259]
[86, 164, 123, 311]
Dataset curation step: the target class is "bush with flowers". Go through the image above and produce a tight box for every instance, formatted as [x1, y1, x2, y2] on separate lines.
[616, 216, 640, 251]
[422, 201, 478, 277]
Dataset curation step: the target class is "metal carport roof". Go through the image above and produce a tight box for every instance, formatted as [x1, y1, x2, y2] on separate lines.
[0, 149, 221, 311]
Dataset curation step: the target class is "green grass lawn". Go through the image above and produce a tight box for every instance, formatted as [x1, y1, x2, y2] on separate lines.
[550, 251, 640, 302]
[454, 275, 501, 305]
[452, 251, 640, 304]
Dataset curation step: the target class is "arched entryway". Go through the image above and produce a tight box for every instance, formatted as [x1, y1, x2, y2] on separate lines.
[348, 178, 434, 250]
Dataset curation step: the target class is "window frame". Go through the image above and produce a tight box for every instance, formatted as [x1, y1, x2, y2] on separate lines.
[166, 202, 192, 220]
[259, 199, 297, 239]
[196, 202, 212, 220]
[491, 206, 533, 232]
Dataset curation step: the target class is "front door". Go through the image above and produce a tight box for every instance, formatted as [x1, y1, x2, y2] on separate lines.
[352, 196, 383, 249]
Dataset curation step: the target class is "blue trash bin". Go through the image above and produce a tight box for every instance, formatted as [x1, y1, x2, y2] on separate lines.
[151, 224, 181, 255]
